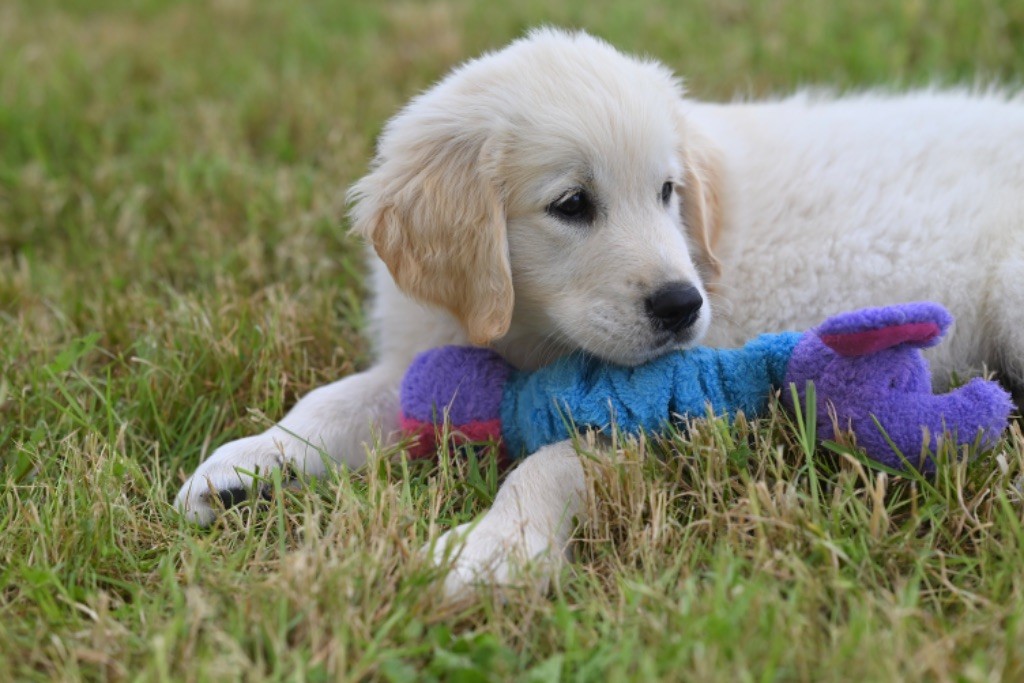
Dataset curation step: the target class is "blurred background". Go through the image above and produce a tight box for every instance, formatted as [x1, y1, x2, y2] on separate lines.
[3, 0, 1022, 312]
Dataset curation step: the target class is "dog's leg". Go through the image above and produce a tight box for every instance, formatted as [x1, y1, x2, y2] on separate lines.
[175, 264, 468, 525]
[427, 439, 586, 598]
[174, 362, 407, 524]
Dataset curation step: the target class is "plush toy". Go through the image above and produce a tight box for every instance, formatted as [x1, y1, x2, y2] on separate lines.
[399, 303, 1014, 473]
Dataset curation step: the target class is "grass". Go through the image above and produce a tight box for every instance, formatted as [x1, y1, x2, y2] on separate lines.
[2, 0, 1024, 679]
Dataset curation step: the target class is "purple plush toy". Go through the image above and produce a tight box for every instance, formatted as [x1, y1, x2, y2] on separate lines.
[782, 303, 1013, 472]
[400, 303, 1013, 473]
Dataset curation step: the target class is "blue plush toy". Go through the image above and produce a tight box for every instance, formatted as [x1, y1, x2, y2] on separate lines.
[399, 303, 1014, 473]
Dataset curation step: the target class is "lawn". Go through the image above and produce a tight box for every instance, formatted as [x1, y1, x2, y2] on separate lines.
[2, 0, 1024, 680]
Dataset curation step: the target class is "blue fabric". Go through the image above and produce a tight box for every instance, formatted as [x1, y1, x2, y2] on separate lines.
[500, 332, 802, 456]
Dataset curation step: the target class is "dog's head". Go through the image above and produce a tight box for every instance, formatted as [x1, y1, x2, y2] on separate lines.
[349, 29, 721, 368]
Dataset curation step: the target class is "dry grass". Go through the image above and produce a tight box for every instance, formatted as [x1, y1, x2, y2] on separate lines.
[2, 0, 1024, 680]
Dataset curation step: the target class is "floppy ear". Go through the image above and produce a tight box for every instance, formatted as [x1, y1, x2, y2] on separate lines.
[348, 126, 513, 345]
[676, 126, 724, 279]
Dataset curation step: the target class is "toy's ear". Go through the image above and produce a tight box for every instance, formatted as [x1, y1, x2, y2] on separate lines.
[676, 120, 723, 279]
[816, 302, 954, 356]
[349, 121, 513, 345]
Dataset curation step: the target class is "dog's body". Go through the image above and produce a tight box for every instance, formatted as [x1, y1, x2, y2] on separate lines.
[692, 91, 1024, 380]
[176, 30, 1024, 595]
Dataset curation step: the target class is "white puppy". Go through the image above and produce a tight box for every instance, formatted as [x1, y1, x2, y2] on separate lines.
[175, 29, 1024, 596]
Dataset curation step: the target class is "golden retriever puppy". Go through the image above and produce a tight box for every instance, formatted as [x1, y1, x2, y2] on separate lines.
[176, 29, 1024, 596]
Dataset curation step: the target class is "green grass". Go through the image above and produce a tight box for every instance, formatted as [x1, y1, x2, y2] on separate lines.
[2, 0, 1024, 679]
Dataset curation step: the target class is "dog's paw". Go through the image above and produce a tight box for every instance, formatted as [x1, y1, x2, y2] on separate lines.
[426, 513, 565, 600]
[174, 434, 300, 525]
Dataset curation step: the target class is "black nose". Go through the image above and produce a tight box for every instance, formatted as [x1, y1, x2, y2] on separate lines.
[645, 282, 703, 334]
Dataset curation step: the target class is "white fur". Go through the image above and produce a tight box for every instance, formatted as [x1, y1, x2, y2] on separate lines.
[176, 29, 1024, 597]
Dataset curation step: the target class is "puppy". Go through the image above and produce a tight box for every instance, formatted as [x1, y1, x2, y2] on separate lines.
[176, 28, 1024, 596]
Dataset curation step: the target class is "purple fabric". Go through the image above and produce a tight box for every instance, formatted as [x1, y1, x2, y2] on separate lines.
[399, 346, 512, 425]
[784, 303, 1013, 473]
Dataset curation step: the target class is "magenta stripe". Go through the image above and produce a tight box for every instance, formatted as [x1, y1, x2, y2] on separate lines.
[821, 322, 941, 357]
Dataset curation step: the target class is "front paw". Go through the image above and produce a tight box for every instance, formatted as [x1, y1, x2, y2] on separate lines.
[426, 514, 566, 600]
[174, 434, 299, 525]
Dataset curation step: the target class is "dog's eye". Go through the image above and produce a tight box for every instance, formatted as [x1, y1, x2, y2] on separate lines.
[548, 189, 595, 223]
[661, 181, 674, 205]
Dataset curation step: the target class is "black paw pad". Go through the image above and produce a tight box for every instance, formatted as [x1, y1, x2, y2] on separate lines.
[216, 483, 276, 509]
[217, 486, 254, 510]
